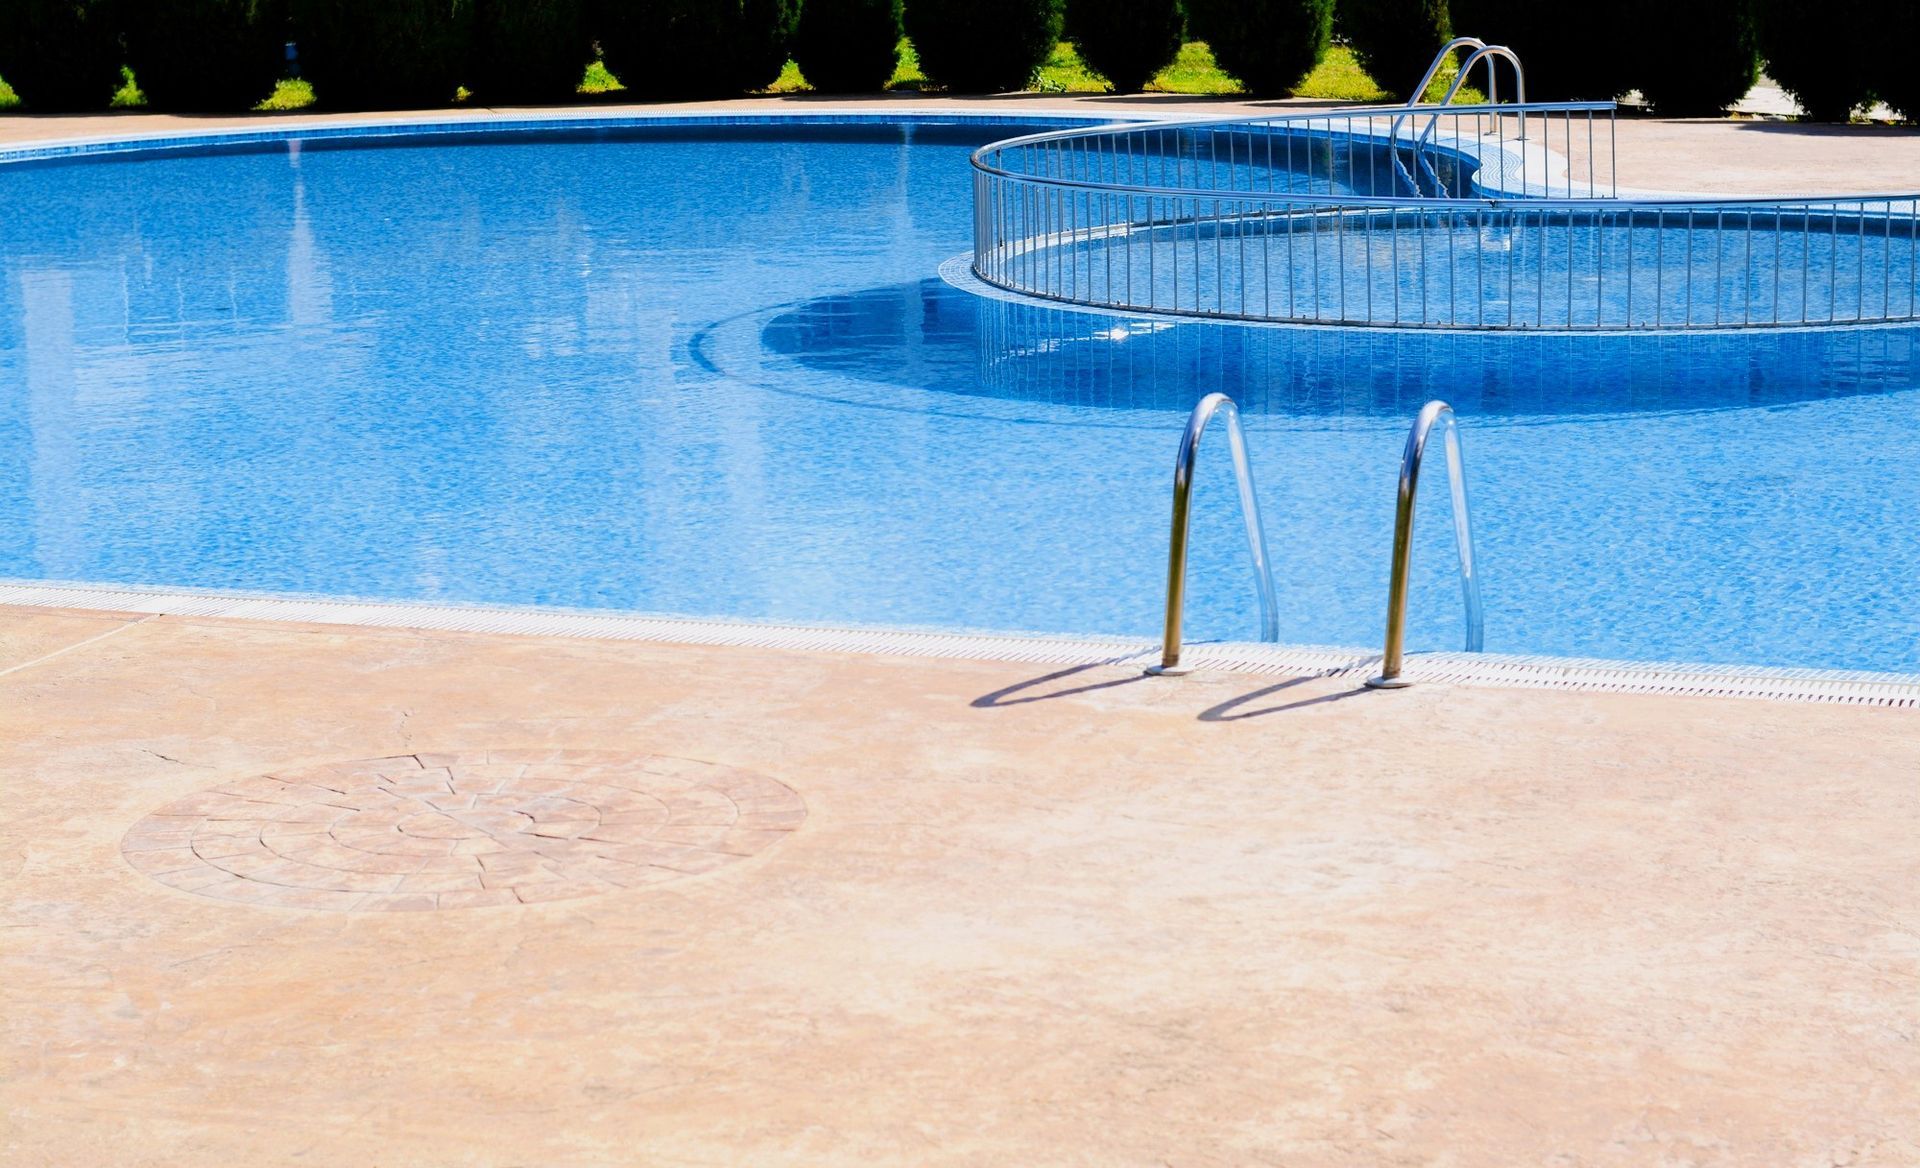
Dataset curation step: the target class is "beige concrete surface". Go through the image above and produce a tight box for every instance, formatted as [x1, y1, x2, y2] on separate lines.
[3, 95, 1918, 195]
[5, 607, 1919, 1166]
[0, 609, 143, 672]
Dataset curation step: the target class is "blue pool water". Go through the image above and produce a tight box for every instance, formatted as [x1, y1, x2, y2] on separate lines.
[1048, 210, 1920, 328]
[2, 120, 1918, 672]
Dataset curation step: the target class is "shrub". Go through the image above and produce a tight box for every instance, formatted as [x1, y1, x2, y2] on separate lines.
[594, 0, 800, 97]
[736, 0, 803, 89]
[1630, 0, 1758, 117]
[1183, 0, 1332, 97]
[903, 0, 1063, 93]
[1754, 0, 1872, 121]
[470, 0, 590, 104]
[1871, 0, 1918, 121]
[0, 0, 124, 111]
[1446, 0, 1627, 101]
[122, 0, 288, 111]
[290, 0, 473, 109]
[1064, 0, 1183, 93]
[1338, 0, 1449, 102]
[792, 0, 902, 93]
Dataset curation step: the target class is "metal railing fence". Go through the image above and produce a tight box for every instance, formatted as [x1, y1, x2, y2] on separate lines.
[971, 104, 1920, 331]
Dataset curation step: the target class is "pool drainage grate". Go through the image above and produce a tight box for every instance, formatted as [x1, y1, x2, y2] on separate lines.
[1, 580, 1914, 709]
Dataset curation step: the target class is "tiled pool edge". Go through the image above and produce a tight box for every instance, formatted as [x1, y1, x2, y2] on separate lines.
[2, 582, 1913, 709]
[0, 107, 1145, 168]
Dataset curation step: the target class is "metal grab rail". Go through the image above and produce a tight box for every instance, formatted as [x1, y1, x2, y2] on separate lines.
[1426, 45, 1528, 152]
[1437, 45, 1525, 110]
[1392, 39, 1490, 195]
[1390, 41, 1527, 195]
[1366, 401, 1484, 689]
[1405, 35, 1520, 107]
[1408, 37, 1489, 106]
[1147, 393, 1280, 676]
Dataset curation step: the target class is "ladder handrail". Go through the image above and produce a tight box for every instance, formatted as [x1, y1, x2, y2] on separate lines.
[1406, 36, 1526, 109]
[1437, 45, 1526, 109]
[1407, 36, 1489, 107]
[1391, 39, 1529, 196]
[1390, 38, 1488, 195]
[1366, 401, 1484, 689]
[1410, 45, 1529, 190]
[1147, 393, 1279, 676]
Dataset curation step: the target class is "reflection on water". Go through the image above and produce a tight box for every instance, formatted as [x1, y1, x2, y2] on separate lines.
[762, 277, 1920, 421]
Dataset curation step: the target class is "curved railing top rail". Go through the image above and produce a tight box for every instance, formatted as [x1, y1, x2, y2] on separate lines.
[968, 101, 1919, 209]
[969, 100, 1612, 180]
[972, 100, 1622, 217]
[971, 175, 1920, 213]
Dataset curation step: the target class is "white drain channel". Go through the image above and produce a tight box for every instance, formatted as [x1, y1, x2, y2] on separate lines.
[2, 581, 1915, 708]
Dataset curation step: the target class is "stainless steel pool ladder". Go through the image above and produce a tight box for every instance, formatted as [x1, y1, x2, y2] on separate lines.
[1406, 37, 1527, 111]
[1147, 393, 1280, 675]
[1366, 401, 1484, 689]
[1392, 38, 1529, 195]
[1408, 37, 1487, 105]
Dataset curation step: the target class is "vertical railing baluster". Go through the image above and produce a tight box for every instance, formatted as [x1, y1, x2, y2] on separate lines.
[1830, 202, 1840, 324]
[1684, 208, 1694, 326]
[1883, 199, 1893, 320]
[1744, 208, 1754, 326]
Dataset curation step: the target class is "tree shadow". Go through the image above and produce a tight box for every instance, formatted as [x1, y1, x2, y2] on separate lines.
[971, 661, 1151, 707]
[1727, 120, 1920, 139]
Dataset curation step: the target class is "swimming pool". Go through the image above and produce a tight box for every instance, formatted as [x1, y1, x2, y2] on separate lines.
[2, 115, 1917, 675]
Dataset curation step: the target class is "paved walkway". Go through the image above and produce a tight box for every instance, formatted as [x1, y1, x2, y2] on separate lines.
[3, 94, 1918, 195]
[3, 606, 1918, 1165]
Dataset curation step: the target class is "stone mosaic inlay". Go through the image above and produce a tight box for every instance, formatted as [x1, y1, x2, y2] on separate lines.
[121, 750, 806, 911]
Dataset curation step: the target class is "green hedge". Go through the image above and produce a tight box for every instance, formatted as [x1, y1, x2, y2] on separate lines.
[290, 0, 473, 108]
[1183, 0, 1331, 97]
[1871, 1, 1917, 121]
[792, 0, 902, 93]
[1631, 0, 1758, 117]
[1446, 0, 1625, 100]
[903, 0, 1063, 93]
[122, 0, 289, 112]
[1755, 0, 1873, 121]
[594, 0, 798, 98]
[0, 0, 124, 111]
[8, 0, 1909, 118]
[470, 0, 590, 104]
[1064, 0, 1183, 93]
[1339, 0, 1449, 102]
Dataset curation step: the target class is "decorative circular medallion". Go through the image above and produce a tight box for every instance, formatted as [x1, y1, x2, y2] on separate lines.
[121, 750, 806, 911]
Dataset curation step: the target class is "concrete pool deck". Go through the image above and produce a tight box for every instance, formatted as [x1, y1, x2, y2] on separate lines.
[2, 93, 1918, 195]
[3, 101, 1919, 1163]
[4, 604, 1920, 1165]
